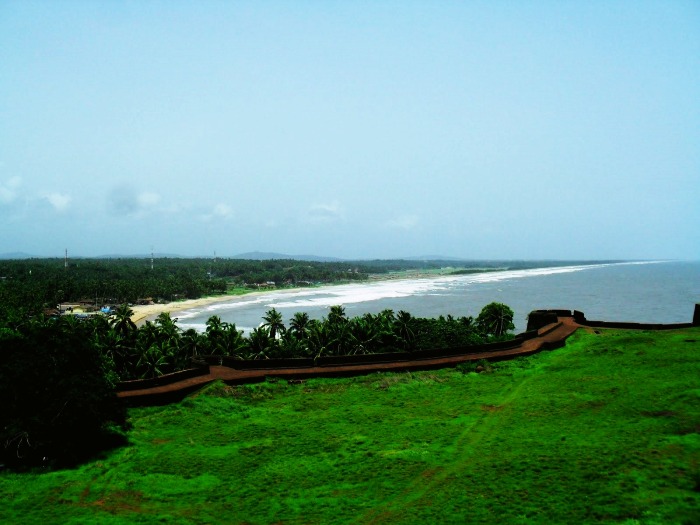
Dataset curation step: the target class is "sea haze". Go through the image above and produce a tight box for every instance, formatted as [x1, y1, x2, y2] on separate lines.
[174, 261, 700, 334]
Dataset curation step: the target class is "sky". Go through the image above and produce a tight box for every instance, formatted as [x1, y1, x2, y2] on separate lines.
[1, 1, 698, 260]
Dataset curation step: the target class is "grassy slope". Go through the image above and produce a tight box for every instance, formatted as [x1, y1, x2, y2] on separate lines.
[2, 328, 699, 524]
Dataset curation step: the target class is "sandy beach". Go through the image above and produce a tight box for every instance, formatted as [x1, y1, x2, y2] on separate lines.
[129, 286, 322, 325]
[129, 271, 456, 325]
[129, 292, 263, 325]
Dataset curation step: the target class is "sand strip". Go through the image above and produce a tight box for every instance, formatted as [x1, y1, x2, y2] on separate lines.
[128, 268, 507, 325]
[129, 286, 321, 325]
[129, 293, 262, 325]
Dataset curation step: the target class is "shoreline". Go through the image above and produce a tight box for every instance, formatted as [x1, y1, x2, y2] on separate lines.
[129, 261, 648, 326]
[130, 270, 463, 325]
[130, 291, 273, 325]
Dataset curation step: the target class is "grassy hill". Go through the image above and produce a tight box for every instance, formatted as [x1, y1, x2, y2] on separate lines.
[1, 327, 699, 524]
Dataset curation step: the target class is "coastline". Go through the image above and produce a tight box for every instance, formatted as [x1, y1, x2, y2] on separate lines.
[128, 261, 655, 327]
[129, 291, 271, 325]
[130, 270, 462, 325]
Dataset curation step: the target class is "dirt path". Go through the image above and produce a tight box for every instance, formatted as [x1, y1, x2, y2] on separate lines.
[117, 316, 580, 406]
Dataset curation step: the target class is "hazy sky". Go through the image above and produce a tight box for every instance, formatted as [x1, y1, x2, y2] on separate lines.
[1, 1, 698, 260]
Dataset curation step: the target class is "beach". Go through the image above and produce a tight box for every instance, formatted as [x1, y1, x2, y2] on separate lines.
[129, 293, 256, 325]
[129, 286, 336, 325]
[129, 261, 699, 333]
[129, 269, 466, 325]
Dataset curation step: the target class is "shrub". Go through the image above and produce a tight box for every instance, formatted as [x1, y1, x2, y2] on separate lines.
[0, 317, 128, 469]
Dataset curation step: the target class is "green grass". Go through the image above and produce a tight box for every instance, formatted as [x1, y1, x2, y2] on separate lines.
[2, 328, 699, 524]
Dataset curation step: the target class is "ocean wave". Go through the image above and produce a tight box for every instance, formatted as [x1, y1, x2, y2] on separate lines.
[174, 261, 664, 330]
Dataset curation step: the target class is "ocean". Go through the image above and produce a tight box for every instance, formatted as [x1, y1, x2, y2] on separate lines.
[175, 261, 700, 334]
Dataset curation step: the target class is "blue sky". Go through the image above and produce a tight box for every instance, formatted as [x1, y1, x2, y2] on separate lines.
[1, 1, 698, 260]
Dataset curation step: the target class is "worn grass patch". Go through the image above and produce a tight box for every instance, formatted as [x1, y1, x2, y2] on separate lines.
[2, 328, 699, 524]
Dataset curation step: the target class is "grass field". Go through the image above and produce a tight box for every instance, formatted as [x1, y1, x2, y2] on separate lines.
[2, 327, 699, 524]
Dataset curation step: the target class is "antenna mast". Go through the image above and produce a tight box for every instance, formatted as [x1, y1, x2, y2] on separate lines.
[64, 248, 68, 269]
[151, 247, 154, 270]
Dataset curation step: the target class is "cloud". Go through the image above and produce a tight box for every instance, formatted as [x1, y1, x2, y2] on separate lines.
[305, 201, 344, 224]
[201, 203, 233, 222]
[108, 185, 139, 215]
[107, 185, 162, 216]
[0, 176, 22, 204]
[385, 214, 419, 230]
[213, 204, 232, 217]
[138, 192, 161, 207]
[45, 192, 71, 212]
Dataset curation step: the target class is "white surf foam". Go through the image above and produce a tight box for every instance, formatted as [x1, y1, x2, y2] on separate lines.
[175, 261, 662, 326]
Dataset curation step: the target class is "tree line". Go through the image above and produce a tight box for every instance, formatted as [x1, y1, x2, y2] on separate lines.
[0, 256, 612, 319]
[2, 302, 515, 382]
[0, 258, 373, 318]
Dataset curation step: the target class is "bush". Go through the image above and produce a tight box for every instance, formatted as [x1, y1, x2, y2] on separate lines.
[0, 317, 128, 469]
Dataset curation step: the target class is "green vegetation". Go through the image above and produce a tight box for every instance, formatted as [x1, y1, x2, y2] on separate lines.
[0, 258, 371, 317]
[0, 317, 128, 469]
[2, 328, 698, 523]
[476, 301, 515, 337]
[0, 303, 503, 384]
[0, 257, 620, 317]
[0, 302, 509, 466]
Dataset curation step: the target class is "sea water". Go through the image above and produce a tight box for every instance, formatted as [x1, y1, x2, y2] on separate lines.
[176, 261, 700, 334]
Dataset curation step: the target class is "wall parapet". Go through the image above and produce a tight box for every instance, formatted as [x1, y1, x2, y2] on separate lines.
[117, 363, 210, 391]
[117, 306, 699, 403]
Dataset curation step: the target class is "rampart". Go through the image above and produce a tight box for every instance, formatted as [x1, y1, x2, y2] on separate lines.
[571, 305, 699, 330]
[117, 305, 699, 406]
[117, 363, 210, 391]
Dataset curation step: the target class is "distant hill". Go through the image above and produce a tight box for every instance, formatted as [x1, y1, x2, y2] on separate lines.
[0, 252, 35, 260]
[0, 250, 630, 267]
[96, 253, 183, 259]
[404, 255, 470, 262]
[232, 251, 343, 262]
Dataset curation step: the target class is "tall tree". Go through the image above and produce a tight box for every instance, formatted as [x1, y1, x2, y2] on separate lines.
[289, 312, 310, 338]
[261, 308, 285, 340]
[395, 310, 416, 350]
[328, 305, 347, 325]
[476, 302, 515, 337]
[111, 304, 137, 337]
[247, 326, 272, 359]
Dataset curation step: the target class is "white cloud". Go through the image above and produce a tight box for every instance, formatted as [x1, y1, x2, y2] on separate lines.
[213, 203, 233, 217]
[201, 203, 233, 222]
[108, 186, 164, 217]
[138, 192, 161, 207]
[0, 176, 22, 204]
[45, 192, 72, 212]
[385, 214, 419, 230]
[305, 201, 344, 224]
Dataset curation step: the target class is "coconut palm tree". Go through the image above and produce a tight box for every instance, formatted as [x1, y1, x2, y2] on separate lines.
[205, 315, 226, 356]
[154, 312, 180, 342]
[328, 305, 347, 326]
[111, 303, 136, 337]
[395, 310, 416, 350]
[289, 312, 310, 338]
[306, 320, 330, 359]
[279, 330, 305, 358]
[205, 315, 223, 334]
[349, 316, 381, 355]
[379, 309, 395, 323]
[247, 326, 272, 359]
[136, 343, 169, 379]
[261, 308, 285, 340]
[181, 328, 205, 358]
[222, 323, 247, 357]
